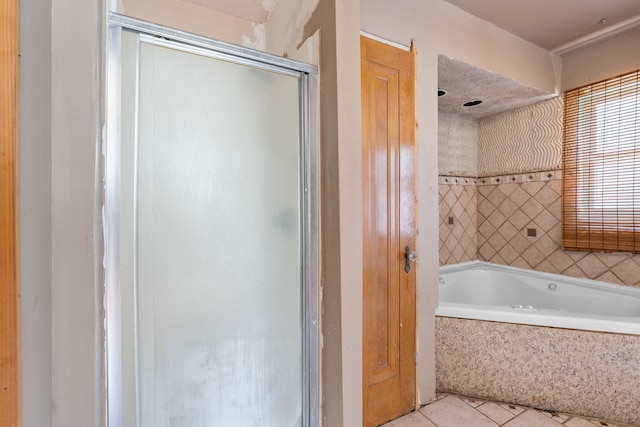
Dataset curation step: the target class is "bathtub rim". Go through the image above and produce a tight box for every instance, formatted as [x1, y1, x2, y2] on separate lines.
[436, 261, 640, 335]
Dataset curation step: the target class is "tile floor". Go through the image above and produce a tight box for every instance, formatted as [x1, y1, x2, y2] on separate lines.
[381, 393, 639, 427]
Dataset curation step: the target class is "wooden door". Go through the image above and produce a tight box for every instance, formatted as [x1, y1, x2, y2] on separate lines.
[1, 0, 20, 426]
[361, 36, 416, 427]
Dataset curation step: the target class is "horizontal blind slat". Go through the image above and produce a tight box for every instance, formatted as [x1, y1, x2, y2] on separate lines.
[562, 69, 640, 253]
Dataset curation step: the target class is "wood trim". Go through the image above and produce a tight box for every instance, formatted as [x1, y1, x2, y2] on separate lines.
[0, 0, 20, 425]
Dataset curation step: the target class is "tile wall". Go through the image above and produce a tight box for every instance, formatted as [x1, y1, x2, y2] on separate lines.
[439, 171, 640, 287]
[438, 96, 640, 288]
[438, 176, 477, 265]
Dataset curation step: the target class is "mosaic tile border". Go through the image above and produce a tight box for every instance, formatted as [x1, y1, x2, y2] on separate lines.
[439, 170, 562, 186]
[438, 175, 478, 186]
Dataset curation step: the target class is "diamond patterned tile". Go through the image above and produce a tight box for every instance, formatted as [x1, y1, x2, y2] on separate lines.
[535, 185, 560, 205]
[536, 259, 556, 274]
[486, 186, 507, 207]
[596, 270, 625, 286]
[595, 252, 628, 268]
[439, 174, 640, 290]
[535, 235, 558, 257]
[508, 210, 531, 230]
[478, 198, 496, 218]
[521, 181, 546, 196]
[576, 254, 609, 278]
[562, 264, 588, 279]
[478, 221, 498, 240]
[479, 242, 497, 259]
[547, 201, 562, 220]
[520, 198, 545, 218]
[509, 233, 532, 253]
[498, 198, 519, 217]
[487, 210, 508, 229]
[509, 186, 532, 207]
[498, 221, 519, 241]
[498, 183, 518, 197]
[499, 244, 520, 264]
[487, 233, 508, 252]
[547, 249, 575, 272]
[533, 209, 558, 231]
[610, 257, 640, 286]
[521, 245, 545, 268]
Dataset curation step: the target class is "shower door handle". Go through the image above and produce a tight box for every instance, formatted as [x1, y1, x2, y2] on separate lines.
[404, 246, 417, 273]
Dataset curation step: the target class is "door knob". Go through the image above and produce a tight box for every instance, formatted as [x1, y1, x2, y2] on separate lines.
[404, 246, 417, 273]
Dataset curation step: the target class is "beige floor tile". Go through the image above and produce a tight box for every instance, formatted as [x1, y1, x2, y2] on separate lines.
[565, 417, 601, 427]
[497, 402, 526, 416]
[477, 402, 517, 424]
[503, 409, 564, 427]
[461, 396, 484, 408]
[419, 395, 498, 427]
[539, 410, 571, 424]
[380, 411, 437, 427]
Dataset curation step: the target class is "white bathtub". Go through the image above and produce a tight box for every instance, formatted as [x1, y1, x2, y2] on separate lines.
[436, 261, 640, 335]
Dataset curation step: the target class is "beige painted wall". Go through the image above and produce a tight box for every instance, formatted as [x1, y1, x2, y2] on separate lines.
[118, 0, 258, 48]
[51, 0, 104, 425]
[561, 25, 640, 91]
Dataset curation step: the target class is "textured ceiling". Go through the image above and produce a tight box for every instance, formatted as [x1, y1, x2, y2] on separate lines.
[438, 55, 556, 119]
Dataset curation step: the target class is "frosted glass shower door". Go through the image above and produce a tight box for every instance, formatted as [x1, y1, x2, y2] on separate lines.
[108, 27, 317, 427]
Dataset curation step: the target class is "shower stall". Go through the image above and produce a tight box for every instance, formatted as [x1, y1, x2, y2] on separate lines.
[104, 14, 319, 427]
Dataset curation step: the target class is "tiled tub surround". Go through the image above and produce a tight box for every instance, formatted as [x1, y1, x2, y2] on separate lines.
[436, 317, 640, 425]
[439, 96, 640, 287]
[439, 170, 640, 287]
[439, 176, 477, 265]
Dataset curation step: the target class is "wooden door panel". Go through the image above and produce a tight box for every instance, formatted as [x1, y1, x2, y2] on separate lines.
[361, 36, 416, 427]
[0, 0, 20, 426]
[363, 63, 400, 386]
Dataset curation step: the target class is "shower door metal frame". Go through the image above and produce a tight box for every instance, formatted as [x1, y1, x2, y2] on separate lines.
[104, 12, 320, 427]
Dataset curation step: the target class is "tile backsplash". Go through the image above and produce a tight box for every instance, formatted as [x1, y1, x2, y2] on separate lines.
[439, 171, 640, 288]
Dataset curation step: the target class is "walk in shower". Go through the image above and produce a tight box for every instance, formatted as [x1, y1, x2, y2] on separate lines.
[104, 14, 319, 427]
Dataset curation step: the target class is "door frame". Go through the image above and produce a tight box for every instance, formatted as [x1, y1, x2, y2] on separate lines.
[0, 0, 20, 425]
[104, 13, 321, 426]
[361, 35, 418, 426]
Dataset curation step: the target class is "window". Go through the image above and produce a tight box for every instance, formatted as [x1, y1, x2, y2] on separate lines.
[562, 69, 640, 253]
